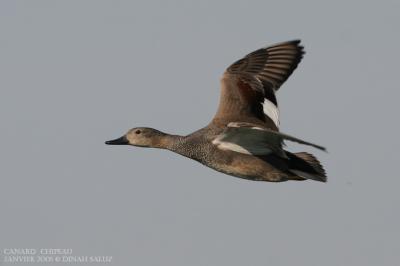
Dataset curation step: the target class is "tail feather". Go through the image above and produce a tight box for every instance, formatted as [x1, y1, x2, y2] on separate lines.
[287, 152, 327, 182]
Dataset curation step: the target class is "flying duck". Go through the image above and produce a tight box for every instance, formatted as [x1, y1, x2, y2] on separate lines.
[106, 40, 327, 182]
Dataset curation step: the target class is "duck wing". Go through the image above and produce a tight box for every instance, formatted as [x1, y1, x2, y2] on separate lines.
[212, 122, 326, 158]
[213, 40, 304, 130]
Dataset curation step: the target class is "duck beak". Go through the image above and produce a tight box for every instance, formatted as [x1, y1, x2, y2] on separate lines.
[105, 136, 129, 145]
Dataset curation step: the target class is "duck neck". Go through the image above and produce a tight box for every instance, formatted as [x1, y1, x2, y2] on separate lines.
[157, 134, 197, 158]
[156, 133, 184, 150]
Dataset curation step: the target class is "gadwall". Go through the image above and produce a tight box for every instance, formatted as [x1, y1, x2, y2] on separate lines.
[106, 40, 327, 182]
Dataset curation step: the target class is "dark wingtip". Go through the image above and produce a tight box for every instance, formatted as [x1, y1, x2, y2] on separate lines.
[317, 145, 328, 153]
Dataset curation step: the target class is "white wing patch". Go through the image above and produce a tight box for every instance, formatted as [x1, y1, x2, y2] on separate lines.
[212, 137, 254, 155]
[262, 99, 279, 127]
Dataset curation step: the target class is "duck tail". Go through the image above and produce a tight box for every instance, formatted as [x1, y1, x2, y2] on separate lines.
[287, 152, 327, 182]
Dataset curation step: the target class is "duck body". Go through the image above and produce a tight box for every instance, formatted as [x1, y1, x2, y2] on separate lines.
[106, 40, 327, 182]
[166, 123, 320, 182]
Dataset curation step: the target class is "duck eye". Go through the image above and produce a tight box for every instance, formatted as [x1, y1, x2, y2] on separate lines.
[135, 130, 141, 134]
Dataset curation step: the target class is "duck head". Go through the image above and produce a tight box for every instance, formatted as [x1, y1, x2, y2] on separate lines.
[105, 127, 166, 148]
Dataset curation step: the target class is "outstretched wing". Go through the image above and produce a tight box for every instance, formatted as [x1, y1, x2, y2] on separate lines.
[213, 40, 304, 129]
[212, 122, 326, 158]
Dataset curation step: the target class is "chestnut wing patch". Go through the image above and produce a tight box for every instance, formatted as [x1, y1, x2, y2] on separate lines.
[236, 78, 265, 121]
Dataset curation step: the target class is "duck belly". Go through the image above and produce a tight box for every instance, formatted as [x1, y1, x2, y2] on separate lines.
[208, 152, 301, 182]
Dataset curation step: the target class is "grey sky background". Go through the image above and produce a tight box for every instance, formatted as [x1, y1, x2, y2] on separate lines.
[1, 1, 399, 265]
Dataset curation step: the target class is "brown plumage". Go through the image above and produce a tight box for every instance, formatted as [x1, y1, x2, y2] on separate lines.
[106, 40, 327, 182]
